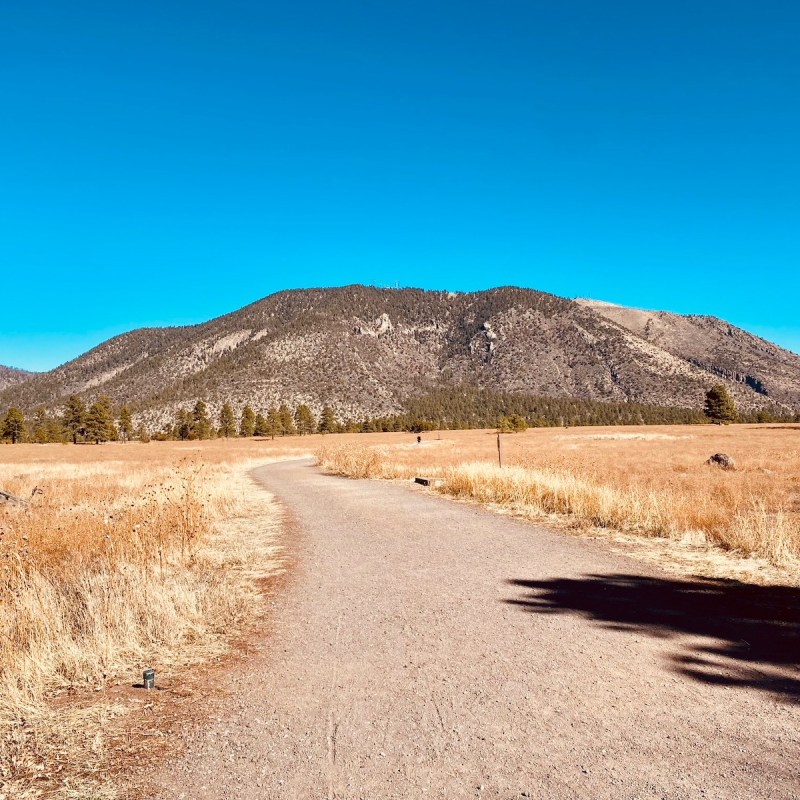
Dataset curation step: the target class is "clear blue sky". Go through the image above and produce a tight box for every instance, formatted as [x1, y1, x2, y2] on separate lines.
[2, 1, 798, 371]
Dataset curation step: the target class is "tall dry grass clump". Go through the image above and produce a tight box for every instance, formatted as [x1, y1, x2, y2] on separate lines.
[3, 464, 206, 703]
[317, 445, 416, 480]
[0, 444, 285, 798]
[438, 462, 799, 565]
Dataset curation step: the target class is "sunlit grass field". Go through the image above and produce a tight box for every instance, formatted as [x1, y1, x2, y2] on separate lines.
[318, 424, 800, 572]
[0, 438, 309, 798]
[2, 425, 798, 796]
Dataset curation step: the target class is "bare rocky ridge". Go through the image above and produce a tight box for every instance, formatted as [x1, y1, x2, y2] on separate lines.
[0, 365, 35, 392]
[2, 286, 799, 426]
[578, 299, 800, 408]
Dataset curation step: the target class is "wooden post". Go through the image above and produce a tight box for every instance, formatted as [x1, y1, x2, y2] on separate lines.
[497, 432, 502, 468]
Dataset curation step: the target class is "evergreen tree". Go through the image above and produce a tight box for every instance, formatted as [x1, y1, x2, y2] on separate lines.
[97, 395, 116, 441]
[176, 408, 193, 440]
[497, 415, 514, 433]
[409, 419, 434, 433]
[191, 400, 212, 439]
[317, 406, 336, 434]
[509, 413, 528, 432]
[267, 407, 281, 439]
[47, 417, 66, 443]
[295, 404, 316, 435]
[254, 412, 270, 437]
[119, 406, 134, 442]
[64, 394, 86, 444]
[31, 406, 49, 444]
[85, 396, 115, 443]
[239, 405, 256, 437]
[279, 403, 296, 435]
[219, 403, 236, 437]
[2, 407, 25, 444]
[704, 384, 737, 423]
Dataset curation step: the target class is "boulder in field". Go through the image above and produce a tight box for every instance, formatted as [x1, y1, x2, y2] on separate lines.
[706, 453, 736, 471]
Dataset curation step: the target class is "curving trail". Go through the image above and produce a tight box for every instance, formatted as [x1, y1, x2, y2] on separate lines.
[153, 458, 799, 800]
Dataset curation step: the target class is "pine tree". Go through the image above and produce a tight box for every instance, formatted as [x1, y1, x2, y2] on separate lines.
[239, 405, 256, 437]
[191, 400, 212, 439]
[46, 417, 66, 443]
[2, 407, 25, 444]
[267, 407, 281, 439]
[279, 404, 296, 435]
[31, 406, 49, 444]
[254, 412, 269, 437]
[119, 406, 134, 442]
[317, 406, 336, 434]
[219, 403, 236, 437]
[85, 396, 115, 443]
[497, 415, 513, 433]
[176, 408, 193, 440]
[64, 394, 86, 444]
[509, 413, 528, 432]
[294, 404, 316, 435]
[704, 384, 737, 423]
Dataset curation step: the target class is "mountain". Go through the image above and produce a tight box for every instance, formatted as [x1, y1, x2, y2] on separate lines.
[0, 365, 35, 392]
[575, 299, 800, 406]
[1, 286, 798, 427]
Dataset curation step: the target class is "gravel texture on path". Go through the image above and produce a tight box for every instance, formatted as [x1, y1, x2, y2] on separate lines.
[151, 458, 799, 800]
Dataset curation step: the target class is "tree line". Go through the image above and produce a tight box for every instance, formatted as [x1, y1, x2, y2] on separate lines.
[0, 396, 347, 444]
[2, 385, 798, 444]
[1, 395, 138, 444]
[157, 401, 341, 441]
[397, 385, 798, 430]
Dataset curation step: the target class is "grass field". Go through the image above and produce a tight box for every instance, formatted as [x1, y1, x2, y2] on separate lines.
[2, 424, 798, 796]
[0, 438, 310, 799]
[317, 424, 800, 577]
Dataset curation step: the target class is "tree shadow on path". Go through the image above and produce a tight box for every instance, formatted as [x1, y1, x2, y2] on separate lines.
[507, 574, 800, 702]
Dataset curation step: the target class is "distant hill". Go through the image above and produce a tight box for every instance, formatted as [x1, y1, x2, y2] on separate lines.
[1, 286, 799, 428]
[575, 299, 800, 404]
[0, 365, 35, 392]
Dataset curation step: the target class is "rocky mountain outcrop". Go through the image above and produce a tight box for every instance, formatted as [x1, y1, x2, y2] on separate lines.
[2, 286, 798, 426]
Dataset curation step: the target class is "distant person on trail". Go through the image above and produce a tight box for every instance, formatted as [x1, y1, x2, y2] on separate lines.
[417, 435, 422, 444]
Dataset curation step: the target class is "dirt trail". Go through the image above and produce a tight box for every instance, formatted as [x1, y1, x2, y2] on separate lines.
[152, 459, 799, 799]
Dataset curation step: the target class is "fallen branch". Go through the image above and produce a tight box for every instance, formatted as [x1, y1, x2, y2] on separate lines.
[0, 488, 28, 506]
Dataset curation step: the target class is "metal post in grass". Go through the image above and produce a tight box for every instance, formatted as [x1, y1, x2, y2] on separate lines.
[497, 432, 502, 468]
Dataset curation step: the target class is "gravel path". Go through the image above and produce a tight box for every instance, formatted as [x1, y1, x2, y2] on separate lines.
[152, 459, 799, 799]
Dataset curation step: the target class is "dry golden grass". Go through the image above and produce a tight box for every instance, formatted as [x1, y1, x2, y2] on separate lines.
[3, 426, 798, 795]
[317, 425, 800, 575]
[0, 437, 315, 799]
